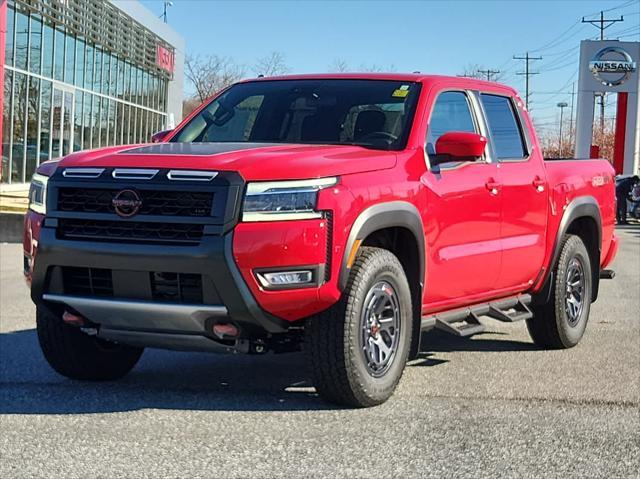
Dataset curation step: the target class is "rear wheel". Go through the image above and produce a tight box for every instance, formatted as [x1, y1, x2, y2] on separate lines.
[527, 235, 592, 349]
[37, 306, 143, 380]
[306, 247, 412, 407]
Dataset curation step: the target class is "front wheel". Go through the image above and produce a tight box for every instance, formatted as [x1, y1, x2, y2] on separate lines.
[37, 306, 143, 380]
[305, 247, 413, 407]
[527, 234, 593, 349]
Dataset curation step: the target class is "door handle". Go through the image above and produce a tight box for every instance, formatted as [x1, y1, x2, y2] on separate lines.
[532, 176, 545, 192]
[485, 179, 501, 195]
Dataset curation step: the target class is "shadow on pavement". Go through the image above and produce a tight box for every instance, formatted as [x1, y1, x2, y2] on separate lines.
[0, 328, 332, 414]
[1, 327, 536, 415]
[421, 330, 538, 353]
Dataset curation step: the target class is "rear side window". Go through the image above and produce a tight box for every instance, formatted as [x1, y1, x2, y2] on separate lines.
[426, 91, 476, 154]
[480, 94, 526, 160]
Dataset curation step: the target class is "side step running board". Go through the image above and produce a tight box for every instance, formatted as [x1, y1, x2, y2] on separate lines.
[599, 269, 615, 279]
[421, 294, 533, 337]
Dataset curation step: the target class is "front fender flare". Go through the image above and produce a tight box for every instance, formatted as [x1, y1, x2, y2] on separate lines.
[338, 201, 425, 291]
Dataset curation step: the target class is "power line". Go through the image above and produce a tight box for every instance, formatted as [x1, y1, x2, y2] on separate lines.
[477, 69, 501, 81]
[514, 52, 542, 109]
[588, 0, 637, 16]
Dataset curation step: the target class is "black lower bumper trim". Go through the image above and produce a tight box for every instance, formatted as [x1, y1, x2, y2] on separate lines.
[32, 227, 289, 335]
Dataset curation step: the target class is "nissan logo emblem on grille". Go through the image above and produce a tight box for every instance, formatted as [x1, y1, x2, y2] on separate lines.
[112, 189, 142, 217]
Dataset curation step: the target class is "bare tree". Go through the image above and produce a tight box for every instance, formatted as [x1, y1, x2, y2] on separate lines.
[457, 63, 504, 82]
[329, 58, 350, 73]
[254, 51, 290, 77]
[184, 54, 246, 103]
[359, 63, 396, 73]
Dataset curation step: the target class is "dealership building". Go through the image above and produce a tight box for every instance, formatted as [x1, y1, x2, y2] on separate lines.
[0, 0, 185, 184]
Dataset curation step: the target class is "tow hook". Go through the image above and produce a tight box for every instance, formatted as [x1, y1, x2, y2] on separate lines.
[63, 310, 87, 327]
[63, 310, 98, 336]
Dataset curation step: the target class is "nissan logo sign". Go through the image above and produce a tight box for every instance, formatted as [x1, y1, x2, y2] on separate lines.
[589, 46, 637, 87]
[112, 189, 142, 217]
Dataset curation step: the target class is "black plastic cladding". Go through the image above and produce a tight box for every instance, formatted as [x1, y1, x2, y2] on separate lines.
[34, 167, 290, 335]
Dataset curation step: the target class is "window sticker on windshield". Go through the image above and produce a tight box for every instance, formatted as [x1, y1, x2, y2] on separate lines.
[392, 85, 410, 98]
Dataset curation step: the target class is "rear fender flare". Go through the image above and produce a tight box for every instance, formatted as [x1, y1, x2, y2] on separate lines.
[539, 196, 602, 303]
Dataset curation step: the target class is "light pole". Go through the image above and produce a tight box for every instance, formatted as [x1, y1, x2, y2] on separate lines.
[161, 1, 173, 23]
[557, 102, 568, 158]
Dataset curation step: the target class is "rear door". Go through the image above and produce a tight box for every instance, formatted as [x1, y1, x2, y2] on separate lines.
[479, 94, 548, 289]
[421, 90, 502, 307]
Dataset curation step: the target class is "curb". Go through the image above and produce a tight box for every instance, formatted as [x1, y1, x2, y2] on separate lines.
[0, 212, 25, 243]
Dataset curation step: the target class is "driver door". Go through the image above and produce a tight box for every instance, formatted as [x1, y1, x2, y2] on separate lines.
[421, 91, 502, 308]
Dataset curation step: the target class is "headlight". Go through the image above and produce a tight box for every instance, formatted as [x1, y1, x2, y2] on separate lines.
[28, 173, 49, 214]
[242, 177, 337, 222]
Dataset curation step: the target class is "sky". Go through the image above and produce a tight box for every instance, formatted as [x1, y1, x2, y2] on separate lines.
[140, 0, 640, 133]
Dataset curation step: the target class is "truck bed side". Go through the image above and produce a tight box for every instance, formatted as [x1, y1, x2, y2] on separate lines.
[537, 158, 617, 293]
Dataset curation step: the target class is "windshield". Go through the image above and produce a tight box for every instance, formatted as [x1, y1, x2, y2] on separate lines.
[171, 79, 421, 150]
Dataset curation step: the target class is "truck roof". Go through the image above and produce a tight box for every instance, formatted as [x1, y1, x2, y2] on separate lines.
[243, 72, 518, 95]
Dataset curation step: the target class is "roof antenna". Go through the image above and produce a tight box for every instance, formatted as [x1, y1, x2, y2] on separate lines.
[257, 74, 265, 78]
[412, 71, 420, 74]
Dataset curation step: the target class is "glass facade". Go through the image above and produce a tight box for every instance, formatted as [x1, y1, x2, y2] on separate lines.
[2, 0, 175, 183]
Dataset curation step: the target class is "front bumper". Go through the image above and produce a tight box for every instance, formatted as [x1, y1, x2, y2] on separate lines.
[31, 224, 292, 349]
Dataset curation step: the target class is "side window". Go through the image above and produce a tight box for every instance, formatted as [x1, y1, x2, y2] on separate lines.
[426, 91, 476, 155]
[480, 94, 526, 160]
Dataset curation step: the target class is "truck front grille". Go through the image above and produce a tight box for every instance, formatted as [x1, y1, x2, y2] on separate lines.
[58, 219, 204, 245]
[57, 188, 214, 217]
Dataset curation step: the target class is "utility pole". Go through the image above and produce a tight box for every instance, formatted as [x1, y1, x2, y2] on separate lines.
[581, 11, 624, 40]
[514, 52, 542, 110]
[582, 11, 624, 138]
[477, 69, 501, 82]
[557, 102, 568, 158]
[569, 81, 575, 153]
[596, 92, 606, 135]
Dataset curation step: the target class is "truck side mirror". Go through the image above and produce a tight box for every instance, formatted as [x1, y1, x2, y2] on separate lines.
[151, 129, 173, 143]
[432, 131, 487, 165]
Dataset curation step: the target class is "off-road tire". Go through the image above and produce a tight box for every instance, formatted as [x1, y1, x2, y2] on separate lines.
[527, 235, 592, 349]
[36, 306, 143, 380]
[306, 247, 413, 407]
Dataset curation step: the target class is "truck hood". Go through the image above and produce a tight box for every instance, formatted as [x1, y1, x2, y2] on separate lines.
[57, 142, 397, 180]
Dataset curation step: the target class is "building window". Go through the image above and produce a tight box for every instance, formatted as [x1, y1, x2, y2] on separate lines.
[42, 22, 54, 78]
[83, 93, 92, 150]
[29, 14, 42, 75]
[40, 80, 52, 161]
[54, 27, 64, 81]
[14, 9, 28, 71]
[2, 70, 13, 183]
[64, 32, 75, 84]
[5, 6, 15, 67]
[12, 71, 28, 182]
[74, 39, 85, 88]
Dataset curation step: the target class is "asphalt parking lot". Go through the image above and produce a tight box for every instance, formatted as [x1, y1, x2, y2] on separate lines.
[1, 226, 638, 478]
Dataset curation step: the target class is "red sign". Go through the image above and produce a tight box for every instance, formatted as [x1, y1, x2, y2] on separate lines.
[156, 44, 175, 74]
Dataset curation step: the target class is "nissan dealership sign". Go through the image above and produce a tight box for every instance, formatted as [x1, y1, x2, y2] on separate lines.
[574, 40, 639, 176]
[589, 46, 637, 86]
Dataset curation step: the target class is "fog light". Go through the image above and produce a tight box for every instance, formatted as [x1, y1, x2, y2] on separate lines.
[257, 270, 314, 289]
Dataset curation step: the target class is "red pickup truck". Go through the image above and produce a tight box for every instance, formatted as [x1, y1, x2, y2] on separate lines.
[23, 74, 618, 407]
